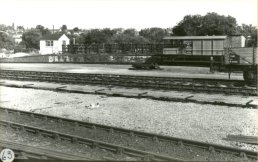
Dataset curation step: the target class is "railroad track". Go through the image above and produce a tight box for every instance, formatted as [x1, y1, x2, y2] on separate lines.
[0, 70, 256, 96]
[0, 139, 92, 160]
[0, 107, 257, 161]
[0, 120, 183, 161]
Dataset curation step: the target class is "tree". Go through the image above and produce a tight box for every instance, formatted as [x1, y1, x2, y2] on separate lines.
[172, 12, 238, 36]
[36, 25, 44, 31]
[73, 27, 79, 32]
[0, 24, 13, 31]
[237, 24, 257, 47]
[123, 28, 137, 36]
[61, 25, 67, 33]
[22, 30, 41, 49]
[17, 26, 24, 31]
[139, 27, 169, 43]
[36, 25, 50, 36]
[200, 13, 237, 35]
[0, 32, 14, 50]
[172, 25, 186, 36]
[76, 29, 105, 44]
[111, 28, 149, 44]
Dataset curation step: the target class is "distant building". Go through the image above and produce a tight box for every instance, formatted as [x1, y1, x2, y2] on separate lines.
[13, 32, 23, 44]
[50, 29, 61, 34]
[163, 36, 227, 55]
[162, 35, 246, 55]
[39, 33, 70, 55]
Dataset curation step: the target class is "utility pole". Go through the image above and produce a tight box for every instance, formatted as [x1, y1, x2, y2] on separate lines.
[52, 25, 54, 54]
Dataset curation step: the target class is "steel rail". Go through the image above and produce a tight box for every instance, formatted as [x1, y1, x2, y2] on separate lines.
[0, 119, 184, 161]
[0, 70, 256, 95]
[0, 69, 245, 83]
[0, 139, 92, 160]
[0, 107, 257, 160]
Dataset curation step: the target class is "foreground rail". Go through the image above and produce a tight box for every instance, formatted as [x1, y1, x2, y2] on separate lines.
[1, 107, 257, 160]
[0, 140, 92, 160]
[0, 119, 184, 161]
[0, 70, 256, 96]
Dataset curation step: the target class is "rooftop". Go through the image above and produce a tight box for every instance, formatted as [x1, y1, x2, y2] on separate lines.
[40, 33, 67, 40]
[163, 36, 227, 40]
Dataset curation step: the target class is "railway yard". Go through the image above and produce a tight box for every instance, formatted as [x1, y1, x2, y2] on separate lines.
[0, 63, 257, 161]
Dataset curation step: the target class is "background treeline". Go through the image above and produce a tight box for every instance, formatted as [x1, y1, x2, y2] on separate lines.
[0, 12, 257, 51]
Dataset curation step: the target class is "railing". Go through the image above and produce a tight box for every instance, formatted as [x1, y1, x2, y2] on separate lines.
[62, 43, 227, 56]
[62, 44, 176, 55]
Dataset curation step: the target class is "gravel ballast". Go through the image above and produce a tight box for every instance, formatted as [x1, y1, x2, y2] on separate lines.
[0, 127, 139, 161]
[0, 111, 255, 161]
[0, 86, 257, 152]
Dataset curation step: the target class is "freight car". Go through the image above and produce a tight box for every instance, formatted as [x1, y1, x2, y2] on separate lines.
[145, 35, 257, 86]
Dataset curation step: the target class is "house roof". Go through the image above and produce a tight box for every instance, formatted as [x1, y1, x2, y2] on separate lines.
[40, 33, 68, 40]
[163, 36, 227, 40]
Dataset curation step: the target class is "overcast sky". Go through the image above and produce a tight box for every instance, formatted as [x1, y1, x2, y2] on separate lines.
[0, 0, 257, 30]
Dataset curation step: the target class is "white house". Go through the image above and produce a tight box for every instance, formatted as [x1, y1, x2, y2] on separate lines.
[13, 32, 23, 44]
[39, 34, 70, 55]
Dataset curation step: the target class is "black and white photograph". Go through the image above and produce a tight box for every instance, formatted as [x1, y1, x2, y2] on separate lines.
[0, 0, 257, 161]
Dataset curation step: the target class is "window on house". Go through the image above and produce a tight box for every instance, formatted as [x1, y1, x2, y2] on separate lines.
[46, 40, 53, 46]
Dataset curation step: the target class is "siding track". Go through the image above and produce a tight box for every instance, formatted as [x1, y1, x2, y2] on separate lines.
[0, 70, 256, 96]
[0, 119, 183, 161]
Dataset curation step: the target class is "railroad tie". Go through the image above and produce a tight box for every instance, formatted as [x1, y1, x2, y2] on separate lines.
[224, 135, 258, 145]
[54, 133, 61, 140]
[240, 152, 248, 160]
[92, 142, 99, 149]
[36, 130, 42, 137]
[245, 100, 253, 106]
[20, 152, 29, 159]
[73, 122, 79, 129]
[95, 89, 105, 93]
[116, 147, 124, 154]
[138, 92, 148, 97]
[72, 137, 78, 144]
[208, 146, 215, 153]
[143, 154, 154, 161]
[177, 141, 184, 147]
[56, 86, 67, 90]
[185, 95, 194, 101]
[22, 84, 34, 88]
[152, 136, 159, 143]
[109, 128, 114, 134]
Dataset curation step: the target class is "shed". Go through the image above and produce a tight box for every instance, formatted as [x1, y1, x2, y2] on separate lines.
[163, 36, 227, 55]
[39, 33, 70, 55]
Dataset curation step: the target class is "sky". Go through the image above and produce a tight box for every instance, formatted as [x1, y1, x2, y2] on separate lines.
[0, 0, 257, 30]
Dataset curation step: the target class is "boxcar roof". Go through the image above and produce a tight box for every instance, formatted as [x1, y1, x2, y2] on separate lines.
[163, 36, 227, 40]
